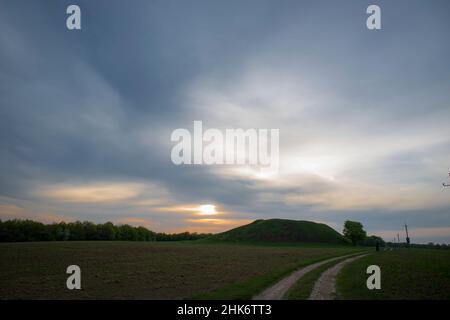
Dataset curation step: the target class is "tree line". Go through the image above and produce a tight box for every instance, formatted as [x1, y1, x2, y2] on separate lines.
[385, 242, 450, 250]
[0, 219, 211, 242]
[342, 220, 449, 249]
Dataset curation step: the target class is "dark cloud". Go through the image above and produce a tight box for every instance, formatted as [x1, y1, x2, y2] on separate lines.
[1, 1, 450, 240]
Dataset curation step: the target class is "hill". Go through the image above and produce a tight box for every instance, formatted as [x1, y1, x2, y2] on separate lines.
[209, 219, 347, 244]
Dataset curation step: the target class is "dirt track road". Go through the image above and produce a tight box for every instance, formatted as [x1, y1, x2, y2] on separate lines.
[308, 254, 368, 300]
[253, 253, 363, 300]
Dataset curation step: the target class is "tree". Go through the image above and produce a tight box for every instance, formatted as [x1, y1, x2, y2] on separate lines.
[363, 235, 385, 247]
[98, 222, 117, 240]
[343, 220, 367, 245]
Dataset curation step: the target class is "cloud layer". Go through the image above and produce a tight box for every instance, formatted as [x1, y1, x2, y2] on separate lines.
[1, 0, 450, 243]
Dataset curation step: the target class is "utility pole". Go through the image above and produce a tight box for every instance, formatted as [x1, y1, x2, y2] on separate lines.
[405, 223, 410, 246]
[397, 233, 400, 244]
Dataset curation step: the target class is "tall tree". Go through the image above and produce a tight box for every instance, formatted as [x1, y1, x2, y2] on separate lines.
[343, 220, 367, 245]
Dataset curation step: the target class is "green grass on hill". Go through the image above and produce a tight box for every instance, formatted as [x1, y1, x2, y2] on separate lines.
[209, 219, 347, 244]
[337, 248, 450, 300]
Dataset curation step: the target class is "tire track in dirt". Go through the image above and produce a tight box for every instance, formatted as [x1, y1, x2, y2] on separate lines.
[308, 254, 368, 300]
[253, 252, 364, 300]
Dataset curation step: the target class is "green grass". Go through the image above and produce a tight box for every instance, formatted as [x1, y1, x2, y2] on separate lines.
[199, 239, 351, 248]
[337, 248, 450, 300]
[193, 249, 365, 299]
[209, 219, 347, 244]
[284, 255, 355, 300]
[0, 241, 361, 299]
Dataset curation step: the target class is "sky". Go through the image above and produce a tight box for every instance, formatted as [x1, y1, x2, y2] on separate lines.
[1, 0, 450, 243]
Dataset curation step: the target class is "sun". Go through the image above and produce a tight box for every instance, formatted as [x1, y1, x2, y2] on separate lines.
[198, 204, 217, 215]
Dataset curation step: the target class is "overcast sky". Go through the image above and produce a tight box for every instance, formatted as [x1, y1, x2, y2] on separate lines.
[1, 0, 450, 243]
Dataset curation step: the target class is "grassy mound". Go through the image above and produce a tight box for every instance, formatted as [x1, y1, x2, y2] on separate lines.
[209, 219, 347, 244]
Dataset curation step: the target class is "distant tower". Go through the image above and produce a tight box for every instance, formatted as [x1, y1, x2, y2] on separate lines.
[397, 233, 400, 244]
[404, 223, 410, 246]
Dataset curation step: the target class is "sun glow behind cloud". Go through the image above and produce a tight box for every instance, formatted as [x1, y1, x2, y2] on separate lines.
[183, 55, 450, 213]
[157, 204, 220, 215]
[198, 204, 217, 215]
